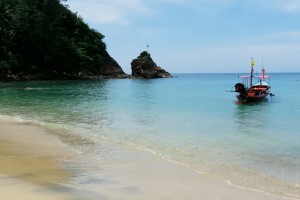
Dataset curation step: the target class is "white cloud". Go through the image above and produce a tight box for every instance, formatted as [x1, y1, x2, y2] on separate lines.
[157, 0, 234, 9]
[270, 31, 300, 41]
[249, 0, 300, 13]
[156, 0, 186, 4]
[67, 0, 148, 25]
[282, 0, 300, 12]
[66, 0, 300, 26]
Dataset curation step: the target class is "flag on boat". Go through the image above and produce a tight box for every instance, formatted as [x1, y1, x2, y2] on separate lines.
[251, 57, 255, 68]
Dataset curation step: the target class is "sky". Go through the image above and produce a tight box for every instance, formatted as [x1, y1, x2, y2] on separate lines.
[66, 0, 300, 73]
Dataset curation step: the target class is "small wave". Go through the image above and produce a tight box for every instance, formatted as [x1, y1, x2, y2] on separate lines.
[24, 87, 46, 91]
[284, 193, 300, 199]
[224, 180, 300, 200]
[0, 114, 27, 123]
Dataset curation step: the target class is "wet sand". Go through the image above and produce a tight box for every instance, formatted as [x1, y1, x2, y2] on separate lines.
[78, 152, 289, 200]
[0, 118, 77, 200]
[0, 117, 290, 200]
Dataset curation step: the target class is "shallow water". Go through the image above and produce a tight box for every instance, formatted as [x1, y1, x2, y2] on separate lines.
[0, 73, 299, 198]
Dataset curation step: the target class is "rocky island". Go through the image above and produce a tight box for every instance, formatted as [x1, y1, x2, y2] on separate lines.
[131, 51, 172, 79]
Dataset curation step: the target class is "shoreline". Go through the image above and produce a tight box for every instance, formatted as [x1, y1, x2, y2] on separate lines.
[0, 116, 292, 200]
[0, 118, 74, 184]
[0, 117, 79, 200]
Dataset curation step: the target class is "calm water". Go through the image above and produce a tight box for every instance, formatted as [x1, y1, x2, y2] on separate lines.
[0, 73, 300, 198]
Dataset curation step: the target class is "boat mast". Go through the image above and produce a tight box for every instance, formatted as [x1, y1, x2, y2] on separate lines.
[250, 57, 254, 87]
[261, 55, 265, 80]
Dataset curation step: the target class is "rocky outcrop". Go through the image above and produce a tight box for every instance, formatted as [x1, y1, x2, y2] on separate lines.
[0, 63, 129, 81]
[0, 55, 129, 81]
[131, 51, 172, 79]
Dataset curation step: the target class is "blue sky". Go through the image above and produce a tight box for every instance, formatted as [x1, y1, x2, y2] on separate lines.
[67, 0, 300, 73]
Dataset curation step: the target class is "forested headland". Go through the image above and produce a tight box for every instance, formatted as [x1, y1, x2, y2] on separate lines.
[0, 0, 126, 81]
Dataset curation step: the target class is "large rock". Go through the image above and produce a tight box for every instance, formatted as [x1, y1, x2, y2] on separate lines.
[131, 51, 172, 78]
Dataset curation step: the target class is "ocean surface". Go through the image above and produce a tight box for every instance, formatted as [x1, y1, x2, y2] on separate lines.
[0, 73, 300, 198]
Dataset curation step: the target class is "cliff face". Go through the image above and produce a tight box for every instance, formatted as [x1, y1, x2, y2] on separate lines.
[0, 0, 126, 81]
[131, 51, 172, 79]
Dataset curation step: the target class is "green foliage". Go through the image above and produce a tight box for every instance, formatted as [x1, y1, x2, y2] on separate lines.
[0, 0, 16, 72]
[0, 0, 114, 78]
[136, 51, 153, 65]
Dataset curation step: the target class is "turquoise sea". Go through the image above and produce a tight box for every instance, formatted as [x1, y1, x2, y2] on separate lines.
[0, 73, 300, 198]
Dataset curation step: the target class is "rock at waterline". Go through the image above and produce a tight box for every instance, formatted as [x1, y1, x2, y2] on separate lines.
[131, 51, 172, 78]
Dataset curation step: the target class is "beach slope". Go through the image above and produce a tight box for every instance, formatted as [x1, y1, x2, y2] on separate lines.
[0, 118, 77, 200]
[0, 117, 289, 200]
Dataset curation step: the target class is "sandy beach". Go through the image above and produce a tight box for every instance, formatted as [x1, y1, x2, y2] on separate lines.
[0, 117, 291, 200]
[0, 118, 78, 200]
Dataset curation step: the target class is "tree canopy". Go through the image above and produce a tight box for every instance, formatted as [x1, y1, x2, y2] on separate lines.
[0, 0, 124, 80]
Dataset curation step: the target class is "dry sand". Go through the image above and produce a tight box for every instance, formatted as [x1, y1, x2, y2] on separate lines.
[0, 117, 291, 200]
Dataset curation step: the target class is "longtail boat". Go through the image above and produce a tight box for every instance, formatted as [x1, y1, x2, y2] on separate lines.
[234, 58, 273, 103]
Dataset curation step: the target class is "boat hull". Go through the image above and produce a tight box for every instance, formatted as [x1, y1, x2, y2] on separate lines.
[236, 92, 268, 103]
[234, 82, 270, 103]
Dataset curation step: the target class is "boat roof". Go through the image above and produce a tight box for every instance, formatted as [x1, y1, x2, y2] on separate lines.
[254, 75, 270, 78]
[254, 80, 269, 86]
[239, 75, 250, 78]
[239, 75, 270, 78]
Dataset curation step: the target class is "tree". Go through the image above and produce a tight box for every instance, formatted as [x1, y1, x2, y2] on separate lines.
[0, 0, 17, 74]
[0, 0, 124, 80]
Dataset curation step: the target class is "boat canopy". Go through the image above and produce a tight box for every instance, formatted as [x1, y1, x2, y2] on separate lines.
[239, 75, 250, 78]
[254, 80, 269, 86]
[254, 75, 270, 79]
[239, 75, 270, 79]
